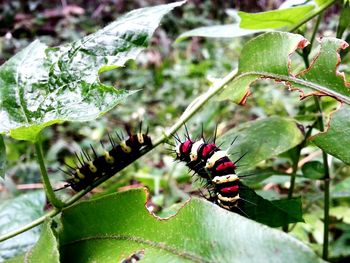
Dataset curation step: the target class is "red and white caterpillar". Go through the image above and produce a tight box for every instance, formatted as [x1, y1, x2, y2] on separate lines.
[173, 130, 246, 212]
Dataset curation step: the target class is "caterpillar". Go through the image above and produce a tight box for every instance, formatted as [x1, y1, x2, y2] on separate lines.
[59, 124, 152, 192]
[172, 127, 249, 213]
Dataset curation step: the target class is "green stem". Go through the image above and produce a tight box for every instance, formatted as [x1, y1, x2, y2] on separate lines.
[314, 96, 331, 260]
[153, 68, 238, 146]
[0, 208, 60, 242]
[0, 68, 238, 242]
[283, 123, 313, 232]
[35, 141, 64, 208]
[288, 0, 336, 32]
[323, 176, 330, 260]
[287, 153, 300, 200]
[301, 12, 323, 68]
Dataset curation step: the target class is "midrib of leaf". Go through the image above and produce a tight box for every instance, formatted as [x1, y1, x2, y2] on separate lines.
[62, 235, 205, 262]
[236, 71, 350, 104]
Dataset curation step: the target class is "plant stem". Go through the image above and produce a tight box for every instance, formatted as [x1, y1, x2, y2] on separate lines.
[35, 141, 64, 208]
[154, 68, 238, 145]
[301, 12, 323, 68]
[0, 208, 60, 242]
[314, 96, 331, 260]
[0, 68, 238, 242]
[282, 152, 300, 232]
[287, 151, 301, 201]
[283, 123, 314, 232]
[288, 0, 336, 32]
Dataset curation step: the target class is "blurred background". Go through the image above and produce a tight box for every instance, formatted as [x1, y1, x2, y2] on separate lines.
[0, 0, 349, 262]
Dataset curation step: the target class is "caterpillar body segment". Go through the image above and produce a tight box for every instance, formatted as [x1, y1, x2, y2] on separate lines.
[174, 132, 246, 212]
[63, 128, 152, 192]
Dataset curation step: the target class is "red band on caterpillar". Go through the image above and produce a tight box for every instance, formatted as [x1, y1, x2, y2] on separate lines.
[173, 128, 247, 212]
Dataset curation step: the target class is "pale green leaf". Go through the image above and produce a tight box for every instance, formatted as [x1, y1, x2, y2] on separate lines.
[59, 189, 322, 263]
[0, 1, 185, 142]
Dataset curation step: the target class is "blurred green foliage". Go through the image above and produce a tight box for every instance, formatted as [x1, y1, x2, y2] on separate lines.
[0, 0, 349, 262]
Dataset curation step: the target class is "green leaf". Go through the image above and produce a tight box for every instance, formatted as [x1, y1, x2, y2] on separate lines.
[219, 32, 350, 105]
[8, 220, 60, 263]
[0, 1, 185, 142]
[59, 188, 321, 262]
[301, 161, 325, 179]
[0, 191, 45, 261]
[176, 24, 264, 42]
[218, 116, 304, 171]
[0, 136, 5, 178]
[239, 186, 304, 227]
[315, 0, 334, 6]
[25, 220, 60, 263]
[239, 5, 315, 29]
[312, 105, 350, 164]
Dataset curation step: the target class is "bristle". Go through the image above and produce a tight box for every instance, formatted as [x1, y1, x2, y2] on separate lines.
[205, 136, 212, 143]
[58, 167, 72, 176]
[80, 152, 86, 163]
[108, 133, 116, 148]
[240, 197, 257, 206]
[139, 121, 143, 133]
[75, 152, 84, 167]
[172, 133, 181, 143]
[230, 136, 238, 146]
[235, 204, 250, 218]
[72, 159, 80, 169]
[115, 131, 123, 141]
[184, 124, 190, 139]
[213, 123, 218, 144]
[64, 162, 75, 171]
[237, 172, 255, 178]
[100, 140, 105, 150]
[166, 142, 176, 147]
[82, 149, 91, 161]
[90, 144, 98, 158]
[234, 152, 248, 165]
[201, 123, 204, 140]
[54, 184, 70, 191]
[175, 132, 181, 142]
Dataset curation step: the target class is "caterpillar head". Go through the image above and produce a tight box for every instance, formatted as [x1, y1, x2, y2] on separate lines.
[176, 140, 193, 161]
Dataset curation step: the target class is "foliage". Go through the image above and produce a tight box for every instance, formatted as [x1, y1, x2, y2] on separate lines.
[9, 189, 321, 263]
[0, 0, 349, 262]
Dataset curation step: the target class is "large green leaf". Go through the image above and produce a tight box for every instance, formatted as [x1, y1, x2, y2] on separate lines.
[0, 136, 5, 178]
[218, 116, 304, 171]
[7, 220, 60, 263]
[59, 188, 321, 262]
[176, 1, 335, 42]
[0, 191, 45, 262]
[238, 5, 315, 29]
[311, 104, 350, 164]
[219, 32, 350, 105]
[176, 24, 264, 42]
[0, 1, 185, 142]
